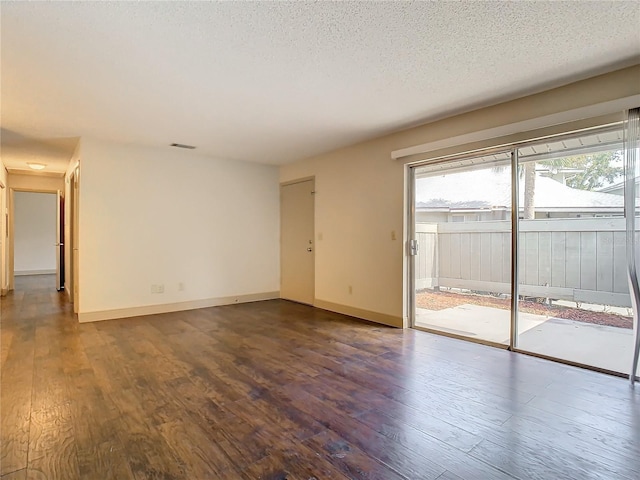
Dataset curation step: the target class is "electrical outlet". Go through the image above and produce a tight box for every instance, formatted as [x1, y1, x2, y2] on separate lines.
[151, 284, 165, 294]
[391, 230, 397, 241]
[178, 282, 184, 291]
[348, 285, 353, 294]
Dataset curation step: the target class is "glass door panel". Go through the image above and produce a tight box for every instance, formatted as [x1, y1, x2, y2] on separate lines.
[625, 108, 640, 381]
[515, 126, 637, 374]
[413, 153, 512, 345]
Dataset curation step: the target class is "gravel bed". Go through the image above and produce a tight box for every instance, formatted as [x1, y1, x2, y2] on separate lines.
[416, 290, 633, 329]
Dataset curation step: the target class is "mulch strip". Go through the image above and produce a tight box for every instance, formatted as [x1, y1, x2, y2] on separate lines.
[416, 290, 633, 329]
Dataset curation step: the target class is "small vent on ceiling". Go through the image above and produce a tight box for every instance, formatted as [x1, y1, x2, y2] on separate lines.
[170, 143, 196, 149]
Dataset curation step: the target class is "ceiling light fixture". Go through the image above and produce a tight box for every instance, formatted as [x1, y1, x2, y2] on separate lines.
[27, 162, 46, 170]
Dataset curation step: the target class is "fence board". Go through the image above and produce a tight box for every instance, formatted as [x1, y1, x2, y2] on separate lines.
[524, 232, 539, 286]
[415, 218, 633, 307]
[460, 233, 471, 281]
[490, 233, 503, 282]
[502, 232, 511, 284]
[613, 231, 627, 293]
[580, 232, 597, 290]
[538, 231, 551, 287]
[450, 234, 461, 279]
[565, 231, 581, 288]
[416, 233, 426, 279]
[470, 233, 482, 281]
[596, 231, 614, 293]
[480, 233, 492, 282]
[519, 232, 526, 286]
[550, 231, 566, 288]
[439, 233, 451, 279]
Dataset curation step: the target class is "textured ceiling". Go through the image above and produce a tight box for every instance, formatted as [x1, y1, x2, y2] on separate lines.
[2, 1, 639, 173]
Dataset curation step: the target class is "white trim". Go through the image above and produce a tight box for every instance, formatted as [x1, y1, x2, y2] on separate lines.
[15, 269, 56, 276]
[392, 95, 640, 160]
[78, 291, 280, 323]
[6, 168, 65, 178]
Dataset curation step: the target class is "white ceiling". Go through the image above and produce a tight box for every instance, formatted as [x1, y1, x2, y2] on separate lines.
[2, 1, 639, 173]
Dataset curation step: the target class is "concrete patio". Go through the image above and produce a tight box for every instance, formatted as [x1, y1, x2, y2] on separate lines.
[416, 304, 637, 375]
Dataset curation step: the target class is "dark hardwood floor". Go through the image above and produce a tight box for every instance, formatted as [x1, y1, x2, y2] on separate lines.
[1, 275, 640, 479]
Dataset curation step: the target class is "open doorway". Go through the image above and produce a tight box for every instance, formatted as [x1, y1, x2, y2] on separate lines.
[11, 191, 61, 291]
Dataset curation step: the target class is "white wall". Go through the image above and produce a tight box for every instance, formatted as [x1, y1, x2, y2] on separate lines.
[281, 134, 405, 326]
[7, 173, 64, 192]
[14, 191, 57, 275]
[78, 138, 280, 319]
[280, 65, 640, 327]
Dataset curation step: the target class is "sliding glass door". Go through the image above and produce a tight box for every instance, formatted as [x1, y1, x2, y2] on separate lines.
[412, 152, 513, 345]
[411, 118, 640, 377]
[627, 108, 640, 381]
[515, 126, 637, 375]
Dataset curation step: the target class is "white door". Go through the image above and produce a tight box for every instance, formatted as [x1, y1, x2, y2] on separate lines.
[280, 179, 315, 305]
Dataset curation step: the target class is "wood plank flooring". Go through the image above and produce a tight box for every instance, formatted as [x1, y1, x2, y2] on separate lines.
[1, 275, 640, 479]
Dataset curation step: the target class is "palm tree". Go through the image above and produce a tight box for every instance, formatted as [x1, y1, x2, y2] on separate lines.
[523, 162, 536, 219]
[518, 152, 621, 220]
[492, 162, 536, 219]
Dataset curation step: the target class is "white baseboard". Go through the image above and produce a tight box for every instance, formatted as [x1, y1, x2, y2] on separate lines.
[78, 291, 280, 323]
[313, 299, 404, 328]
[15, 269, 56, 276]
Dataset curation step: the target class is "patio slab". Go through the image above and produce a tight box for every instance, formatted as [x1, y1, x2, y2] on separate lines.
[416, 305, 636, 374]
[517, 317, 635, 374]
[416, 304, 547, 344]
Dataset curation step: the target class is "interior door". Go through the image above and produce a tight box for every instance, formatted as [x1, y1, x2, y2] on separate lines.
[55, 190, 65, 291]
[280, 179, 315, 305]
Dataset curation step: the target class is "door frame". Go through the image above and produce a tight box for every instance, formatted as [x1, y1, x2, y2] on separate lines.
[406, 151, 516, 350]
[7, 187, 60, 291]
[280, 176, 315, 306]
[68, 165, 80, 312]
[55, 190, 65, 291]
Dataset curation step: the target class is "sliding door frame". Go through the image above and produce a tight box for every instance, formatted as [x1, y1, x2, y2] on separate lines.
[408, 147, 515, 350]
[510, 149, 520, 349]
[408, 120, 638, 379]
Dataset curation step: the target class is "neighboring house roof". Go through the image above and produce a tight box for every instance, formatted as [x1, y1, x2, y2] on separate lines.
[416, 169, 623, 211]
[597, 178, 639, 194]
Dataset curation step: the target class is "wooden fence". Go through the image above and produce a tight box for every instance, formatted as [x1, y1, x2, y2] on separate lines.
[416, 218, 637, 308]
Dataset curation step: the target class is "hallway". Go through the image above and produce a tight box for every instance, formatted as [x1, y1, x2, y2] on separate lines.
[1, 276, 640, 479]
